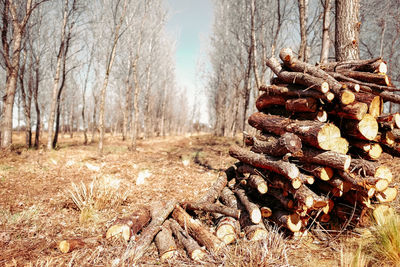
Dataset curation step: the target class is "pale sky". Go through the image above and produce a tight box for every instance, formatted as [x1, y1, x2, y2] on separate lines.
[166, 0, 214, 123]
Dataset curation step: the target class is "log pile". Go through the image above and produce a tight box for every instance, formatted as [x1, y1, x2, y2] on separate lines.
[227, 47, 398, 233]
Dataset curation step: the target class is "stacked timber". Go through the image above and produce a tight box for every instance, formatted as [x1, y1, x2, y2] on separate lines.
[226, 47, 398, 233]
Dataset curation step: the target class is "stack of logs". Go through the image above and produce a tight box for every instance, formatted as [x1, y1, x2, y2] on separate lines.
[58, 48, 400, 262]
[228, 47, 399, 233]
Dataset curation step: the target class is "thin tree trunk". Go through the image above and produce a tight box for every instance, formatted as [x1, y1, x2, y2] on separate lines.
[34, 65, 40, 149]
[320, 0, 331, 63]
[98, 0, 128, 155]
[250, 0, 260, 89]
[298, 0, 308, 62]
[122, 57, 133, 141]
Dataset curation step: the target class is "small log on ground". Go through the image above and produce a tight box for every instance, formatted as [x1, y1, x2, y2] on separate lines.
[300, 164, 333, 181]
[172, 205, 225, 253]
[168, 219, 206, 261]
[106, 208, 151, 241]
[198, 172, 228, 203]
[59, 238, 98, 253]
[246, 132, 303, 157]
[342, 114, 378, 141]
[234, 188, 262, 224]
[183, 201, 241, 219]
[229, 145, 300, 184]
[295, 146, 351, 171]
[350, 158, 392, 182]
[248, 112, 343, 152]
[123, 200, 177, 263]
[215, 216, 240, 245]
[259, 84, 334, 102]
[266, 56, 330, 94]
[155, 221, 178, 260]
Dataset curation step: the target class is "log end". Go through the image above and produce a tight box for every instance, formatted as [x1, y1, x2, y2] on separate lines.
[320, 167, 334, 181]
[160, 249, 178, 261]
[216, 224, 237, 245]
[287, 213, 302, 232]
[251, 209, 262, 224]
[359, 114, 379, 141]
[106, 224, 131, 242]
[257, 183, 269, 194]
[375, 179, 389, 192]
[321, 82, 329, 94]
[59, 239, 85, 254]
[376, 187, 397, 203]
[245, 225, 268, 241]
[376, 165, 393, 183]
[340, 90, 355, 105]
[368, 143, 382, 160]
[191, 249, 207, 261]
[261, 207, 272, 218]
[291, 178, 302, 190]
[317, 124, 342, 151]
[373, 205, 394, 226]
[394, 113, 400, 128]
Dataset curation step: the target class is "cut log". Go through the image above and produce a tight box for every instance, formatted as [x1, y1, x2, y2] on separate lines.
[123, 200, 177, 262]
[198, 172, 228, 204]
[285, 97, 317, 113]
[311, 180, 343, 197]
[349, 139, 382, 160]
[299, 173, 315, 185]
[373, 205, 395, 226]
[295, 146, 351, 171]
[234, 188, 262, 224]
[318, 57, 385, 73]
[215, 216, 240, 245]
[155, 221, 178, 260]
[270, 210, 302, 232]
[327, 176, 352, 193]
[354, 92, 382, 118]
[248, 112, 343, 152]
[293, 184, 328, 209]
[246, 132, 303, 157]
[248, 174, 268, 194]
[183, 202, 241, 219]
[260, 206, 273, 218]
[259, 84, 335, 102]
[350, 158, 393, 183]
[266, 56, 330, 93]
[59, 239, 89, 253]
[376, 187, 398, 203]
[336, 70, 391, 86]
[258, 105, 328, 122]
[374, 131, 395, 146]
[172, 205, 224, 253]
[279, 47, 353, 104]
[168, 219, 206, 261]
[220, 187, 239, 209]
[300, 164, 333, 181]
[378, 113, 400, 129]
[229, 145, 300, 184]
[106, 208, 151, 242]
[337, 170, 388, 192]
[327, 101, 368, 120]
[266, 188, 294, 210]
[342, 114, 378, 141]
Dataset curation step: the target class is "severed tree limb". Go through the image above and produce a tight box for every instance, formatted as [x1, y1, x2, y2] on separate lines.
[168, 219, 206, 261]
[234, 188, 262, 224]
[155, 221, 178, 260]
[294, 146, 352, 171]
[182, 201, 241, 219]
[245, 132, 303, 157]
[259, 84, 334, 102]
[198, 172, 228, 204]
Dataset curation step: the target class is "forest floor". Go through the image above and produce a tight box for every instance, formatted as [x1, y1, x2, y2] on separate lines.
[0, 132, 399, 266]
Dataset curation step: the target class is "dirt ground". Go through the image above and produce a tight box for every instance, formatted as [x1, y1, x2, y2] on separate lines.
[0, 132, 399, 266]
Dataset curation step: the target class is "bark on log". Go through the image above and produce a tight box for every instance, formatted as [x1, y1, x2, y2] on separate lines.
[295, 146, 351, 171]
[259, 84, 334, 102]
[327, 101, 368, 120]
[374, 131, 395, 146]
[337, 170, 388, 192]
[106, 208, 151, 242]
[220, 187, 239, 208]
[311, 180, 343, 197]
[327, 176, 352, 193]
[285, 97, 317, 113]
[183, 202, 241, 219]
[198, 172, 227, 204]
[168, 219, 206, 261]
[266, 56, 330, 94]
[229, 145, 300, 184]
[246, 132, 303, 157]
[342, 114, 378, 141]
[350, 158, 392, 182]
[248, 112, 343, 152]
[300, 164, 333, 181]
[59, 238, 99, 253]
[155, 221, 178, 260]
[256, 94, 286, 111]
[172, 205, 224, 253]
[354, 92, 382, 118]
[266, 188, 295, 210]
[318, 57, 386, 73]
[123, 200, 177, 263]
[293, 184, 328, 209]
[255, 105, 328, 123]
[336, 70, 391, 86]
[237, 203, 269, 241]
[234, 188, 262, 224]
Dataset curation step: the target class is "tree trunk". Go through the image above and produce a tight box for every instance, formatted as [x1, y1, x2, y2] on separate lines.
[297, 0, 308, 62]
[335, 0, 360, 61]
[320, 0, 331, 63]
